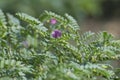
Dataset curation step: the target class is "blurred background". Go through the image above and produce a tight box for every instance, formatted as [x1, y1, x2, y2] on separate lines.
[0, 0, 120, 77]
[0, 0, 120, 37]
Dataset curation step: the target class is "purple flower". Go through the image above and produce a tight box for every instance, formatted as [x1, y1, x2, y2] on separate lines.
[51, 30, 62, 38]
[50, 18, 57, 24]
[22, 41, 29, 48]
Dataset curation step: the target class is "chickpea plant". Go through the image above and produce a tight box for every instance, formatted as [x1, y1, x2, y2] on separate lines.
[0, 9, 120, 80]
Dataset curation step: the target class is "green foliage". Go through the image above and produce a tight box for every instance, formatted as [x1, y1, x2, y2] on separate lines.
[16, 13, 41, 25]
[0, 9, 120, 80]
[0, 9, 6, 26]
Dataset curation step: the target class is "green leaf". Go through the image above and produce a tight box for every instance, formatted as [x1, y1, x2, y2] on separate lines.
[16, 13, 41, 25]
[0, 9, 7, 26]
[7, 13, 20, 26]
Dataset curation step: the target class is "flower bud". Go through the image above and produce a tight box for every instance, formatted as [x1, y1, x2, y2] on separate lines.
[50, 18, 57, 24]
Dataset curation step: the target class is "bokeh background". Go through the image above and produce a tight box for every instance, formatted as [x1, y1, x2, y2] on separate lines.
[0, 0, 120, 76]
